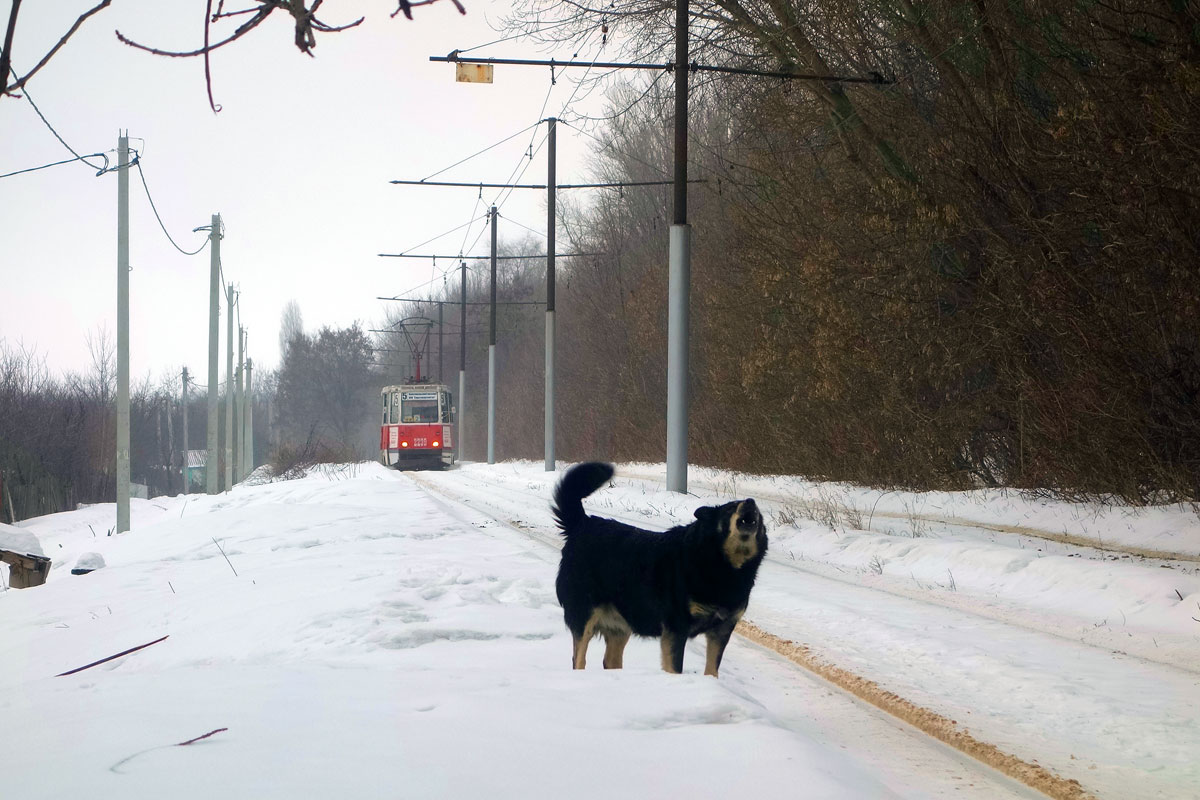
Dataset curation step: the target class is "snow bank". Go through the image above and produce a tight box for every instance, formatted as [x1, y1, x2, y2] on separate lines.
[0, 463, 920, 800]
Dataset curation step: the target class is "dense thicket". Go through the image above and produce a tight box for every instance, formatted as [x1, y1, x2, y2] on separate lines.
[275, 323, 378, 460]
[427, 0, 1200, 502]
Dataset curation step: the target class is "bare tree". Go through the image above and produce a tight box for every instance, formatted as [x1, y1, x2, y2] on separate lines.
[279, 299, 304, 362]
[114, 0, 468, 111]
[79, 324, 116, 405]
[3, 1, 469, 107]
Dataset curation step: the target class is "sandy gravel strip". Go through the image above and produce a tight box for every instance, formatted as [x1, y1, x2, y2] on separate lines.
[736, 620, 1098, 800]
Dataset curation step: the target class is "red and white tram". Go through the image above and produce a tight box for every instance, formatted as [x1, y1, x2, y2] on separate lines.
[379, 384, 456, 470]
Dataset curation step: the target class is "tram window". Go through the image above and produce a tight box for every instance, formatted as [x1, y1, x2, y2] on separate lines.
[382, 395, 388, 425]
[401, 395, 439, 423]
[389, 393, 400, 425]
[441, 392, 451, 423]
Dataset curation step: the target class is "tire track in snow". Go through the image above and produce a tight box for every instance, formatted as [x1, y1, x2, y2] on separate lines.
[405, 467, 1100, 800]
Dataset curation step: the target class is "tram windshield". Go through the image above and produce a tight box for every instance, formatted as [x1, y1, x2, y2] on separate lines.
[401, 391, 440, 423]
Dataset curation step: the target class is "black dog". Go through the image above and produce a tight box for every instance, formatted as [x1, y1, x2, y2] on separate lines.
[552, 462, 768, 677]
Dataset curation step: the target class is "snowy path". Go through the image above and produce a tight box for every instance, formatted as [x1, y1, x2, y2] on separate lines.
[2, 463, 1053, 800]
[412, 462, 1200, 800]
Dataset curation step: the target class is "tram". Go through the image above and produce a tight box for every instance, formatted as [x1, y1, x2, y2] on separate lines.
[380, 384, 456, 470]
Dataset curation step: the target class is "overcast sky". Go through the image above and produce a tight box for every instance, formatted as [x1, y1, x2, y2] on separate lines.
[1, 0, 615, 384]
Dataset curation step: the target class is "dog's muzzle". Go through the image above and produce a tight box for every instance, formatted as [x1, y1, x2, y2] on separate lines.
[735, 501, 760, 538]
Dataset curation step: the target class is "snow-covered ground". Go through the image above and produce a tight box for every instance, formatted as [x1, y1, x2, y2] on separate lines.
[2, 461, 1197, 799]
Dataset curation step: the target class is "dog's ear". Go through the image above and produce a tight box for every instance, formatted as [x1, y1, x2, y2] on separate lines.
[693, 506, 716, 523]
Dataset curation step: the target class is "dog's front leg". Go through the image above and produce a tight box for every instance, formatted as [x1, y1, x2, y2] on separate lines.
[703, 617, 740, 677]
[659, 628, 686, 674]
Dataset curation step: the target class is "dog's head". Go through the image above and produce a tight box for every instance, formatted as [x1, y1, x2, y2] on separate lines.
[694, 499, 768, 569]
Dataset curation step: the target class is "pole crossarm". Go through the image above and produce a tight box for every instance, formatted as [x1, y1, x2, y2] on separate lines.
[373, 300, 546, 307]
[377, 252, 601, 260]
[389, 179, 705, 189]
[431, 52, 891, 85]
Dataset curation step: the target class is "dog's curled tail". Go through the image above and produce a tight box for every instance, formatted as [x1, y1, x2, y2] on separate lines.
[552, 462, 615, 533]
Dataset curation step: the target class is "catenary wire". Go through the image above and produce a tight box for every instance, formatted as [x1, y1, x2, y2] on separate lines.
[421, 121, 542, 182]
[133, 157, 210, 256]
[19, 78, 110, 174]
[0, 152, 109, 180]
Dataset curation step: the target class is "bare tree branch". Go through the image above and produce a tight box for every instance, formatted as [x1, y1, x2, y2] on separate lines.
[3, 0, 113, 97]
[115, 9, 271, 58]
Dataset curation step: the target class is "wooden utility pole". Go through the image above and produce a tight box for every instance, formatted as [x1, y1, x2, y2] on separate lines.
[3, 474, 15, 524]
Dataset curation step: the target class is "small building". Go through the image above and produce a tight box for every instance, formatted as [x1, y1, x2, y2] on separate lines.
[185, 450, 207, 491]
[0, 522, 50, 588]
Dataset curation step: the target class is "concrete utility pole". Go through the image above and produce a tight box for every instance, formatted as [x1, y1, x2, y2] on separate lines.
[207, 214, 221, 494]
[225, 283, 235, 491]
[459, 261, 467, 463]
[666, 0, 692, 494]
[235, 325, 244, 484]
[488, 206, 497, 465]
[243, 357, 253, 476]
[181, 367, 189, 494]
[545, 117, 557, 473]
[116, 133, 131, 533]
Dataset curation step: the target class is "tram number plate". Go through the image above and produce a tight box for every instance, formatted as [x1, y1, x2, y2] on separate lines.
[413, 437, 428, 447]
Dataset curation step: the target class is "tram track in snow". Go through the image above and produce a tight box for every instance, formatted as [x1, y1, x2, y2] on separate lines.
[405, 467, 1101, 800]
[413, 464, 1199, 673]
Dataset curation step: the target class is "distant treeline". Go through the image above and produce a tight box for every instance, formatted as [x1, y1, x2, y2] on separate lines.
[379, 0, 1200, 503]
[0, 337, 268, 522]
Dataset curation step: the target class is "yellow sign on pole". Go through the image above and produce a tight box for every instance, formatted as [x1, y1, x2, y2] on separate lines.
[456, 63, 494, 84]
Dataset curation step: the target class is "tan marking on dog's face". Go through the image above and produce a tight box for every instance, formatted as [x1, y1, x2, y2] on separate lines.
[722, 500, 761, 569]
